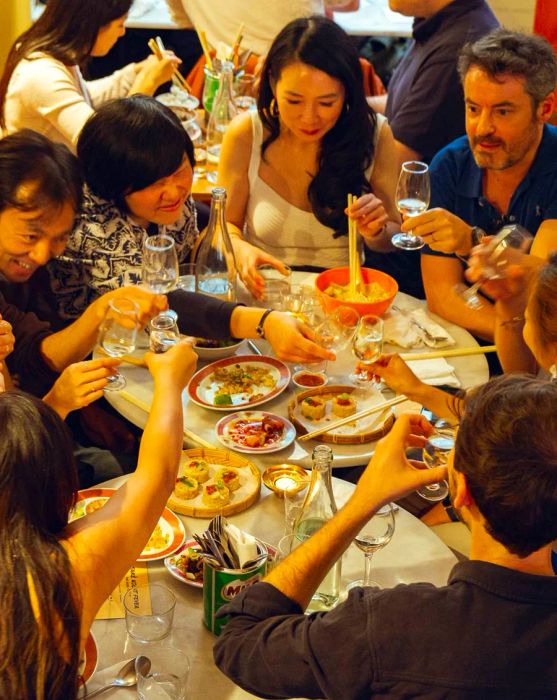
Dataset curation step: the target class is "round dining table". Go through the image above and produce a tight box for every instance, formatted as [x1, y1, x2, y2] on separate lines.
[101, 273, 489, 470]
[86, 472, 458, 700]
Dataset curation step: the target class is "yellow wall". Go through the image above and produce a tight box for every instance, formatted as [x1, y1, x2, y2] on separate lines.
[0, 1, 31, 72]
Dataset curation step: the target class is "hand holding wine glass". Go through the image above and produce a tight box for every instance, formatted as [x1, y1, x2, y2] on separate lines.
[347, 504, 395, 591]
[98, 298, 139, 391]
[392, 161, 430, 251]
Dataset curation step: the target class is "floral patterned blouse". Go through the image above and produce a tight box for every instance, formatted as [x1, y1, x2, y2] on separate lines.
[48, 186, 199, 320]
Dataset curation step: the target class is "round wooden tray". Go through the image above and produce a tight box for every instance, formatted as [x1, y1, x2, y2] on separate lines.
[167, 447, 261, 517]
[288, 384, 395, 445]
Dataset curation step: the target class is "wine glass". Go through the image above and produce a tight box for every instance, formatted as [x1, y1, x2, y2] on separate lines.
[347, 503, 395, 591]
[350, 314, 384, 387]
[315, 306, 360, 353]
[142, 234, 179, 294]
[98, 298, 139, 391]
[455, 224, 534, 310]
[392, 161, 430, 251]
[149, 313, 180, 353]
[416, 423, 455, 502]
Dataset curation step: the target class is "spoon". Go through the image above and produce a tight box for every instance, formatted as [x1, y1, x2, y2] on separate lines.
[84, 655, 151, 698]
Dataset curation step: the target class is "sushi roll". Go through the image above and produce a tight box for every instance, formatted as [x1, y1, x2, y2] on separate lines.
[300, 396, 326, 421]
[202, 479, 231, 507]
[332, 393, 357, 418]
[213, 467, 241, 492]
[183, 459, 210, 483]
[174, 475, 199, 500]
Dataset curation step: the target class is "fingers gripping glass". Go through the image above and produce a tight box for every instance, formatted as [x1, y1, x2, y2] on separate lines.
[416, 424, 455, 502]
[392, 161, 430, 251]
[98, 298, 140, 391]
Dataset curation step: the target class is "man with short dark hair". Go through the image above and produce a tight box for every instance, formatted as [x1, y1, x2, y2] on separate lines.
[407, 29, 557, 340]
[214, 374, 557, 697]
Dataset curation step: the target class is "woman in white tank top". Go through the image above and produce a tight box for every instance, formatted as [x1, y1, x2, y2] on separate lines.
[218, 16, 401, 298]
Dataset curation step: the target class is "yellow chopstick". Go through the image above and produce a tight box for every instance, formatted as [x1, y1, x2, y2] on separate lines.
[148, 37, 194, 93]
[400, 345, 497, 362]
[197, 30, 214, 71]
[120, 390, 216, 449]
[98, 347, 147, 367]
[298, 395, 407, 442]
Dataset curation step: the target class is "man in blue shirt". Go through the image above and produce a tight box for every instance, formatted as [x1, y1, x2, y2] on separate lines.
[404, 29, 557, 341]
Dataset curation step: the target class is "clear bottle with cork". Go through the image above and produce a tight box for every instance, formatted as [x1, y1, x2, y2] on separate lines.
[205, 60, 237, 184]
[295, 444, 341, 610]
[195, 187, 238, 302]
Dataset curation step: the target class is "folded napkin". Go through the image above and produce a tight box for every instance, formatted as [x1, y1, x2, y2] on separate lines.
[225, 523, 258, 569]
[407, 358, 461, 388]
[384, 306, 456, 349]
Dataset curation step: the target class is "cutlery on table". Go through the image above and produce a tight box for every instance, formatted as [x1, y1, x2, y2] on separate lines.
[84, 656, 150, 698]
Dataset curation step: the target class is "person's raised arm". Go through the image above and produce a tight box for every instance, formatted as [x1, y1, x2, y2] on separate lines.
[63, 339, 197, 643]
[39, 287, 167, 372]
[422, 253, 495, 341]
[218, 112, 288, 297]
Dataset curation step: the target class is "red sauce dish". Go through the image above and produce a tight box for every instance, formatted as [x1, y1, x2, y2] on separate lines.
[292, 371, 328, 389]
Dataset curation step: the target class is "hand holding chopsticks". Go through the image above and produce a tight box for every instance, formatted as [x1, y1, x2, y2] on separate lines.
[147, 36, 193, 93]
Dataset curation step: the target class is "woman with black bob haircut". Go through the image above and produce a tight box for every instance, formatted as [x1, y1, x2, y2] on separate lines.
[218, 15, 401, 298]
[48, 94, 199, 321]
[0, 340, 196, 699]
[0, 0, 180, 151]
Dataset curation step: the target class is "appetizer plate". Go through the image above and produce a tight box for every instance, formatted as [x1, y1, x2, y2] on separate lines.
[187, 355, 290, 411]
[288, 385, 395, 445]
[165, 540, 277, 588]
[215, 411, 297, 454]
[165, 539, 204, 589]
[167, 448, 261, 517]
[71, 488, 186, 561]
[78, 632, 98, 686]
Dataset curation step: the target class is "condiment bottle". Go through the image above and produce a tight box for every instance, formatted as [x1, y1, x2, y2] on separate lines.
[195, 187, 238, 301]
[295, 445, 341, 610]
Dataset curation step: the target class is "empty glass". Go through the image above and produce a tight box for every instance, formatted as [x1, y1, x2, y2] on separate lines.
[347, 503, 395, 590]
[98, 298, 139, 391]
[234, 73, 257, 112]
[123, 584, 176, 642]
[392, 161, 430, 250]
[417, 424, 455, 502]
[142, 234, 179, 294]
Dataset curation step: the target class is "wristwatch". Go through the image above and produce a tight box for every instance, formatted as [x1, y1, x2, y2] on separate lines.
[470, 226, 486, 247]
[256, 308, 274, 339]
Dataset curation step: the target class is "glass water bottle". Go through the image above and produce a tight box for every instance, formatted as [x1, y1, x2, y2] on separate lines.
[195, 187, 238, 301]
[295, 445, 341, 611]
[205, 60, 237, 184]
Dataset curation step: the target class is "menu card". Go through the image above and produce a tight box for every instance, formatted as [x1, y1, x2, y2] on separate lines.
[95, 565, 150, 619]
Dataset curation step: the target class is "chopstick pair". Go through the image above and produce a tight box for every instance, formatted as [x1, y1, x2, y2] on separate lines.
[230, 23, 245, 67]
[347, 194, 364, 300]
[148, 36, 193, 93]
[197, 30, 214, 71]
[399, 345, 497, 362]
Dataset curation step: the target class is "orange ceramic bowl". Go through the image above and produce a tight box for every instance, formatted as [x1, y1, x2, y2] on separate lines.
[315, 267, 398, 317]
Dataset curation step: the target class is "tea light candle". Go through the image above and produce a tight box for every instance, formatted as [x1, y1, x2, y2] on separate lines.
[275, 475, 298, 491]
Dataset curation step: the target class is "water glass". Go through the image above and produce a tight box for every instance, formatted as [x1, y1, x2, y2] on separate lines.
[142, 234, 178, 295]
[175, 262, 198, 292]
[136, 646, 190, 700]
[234, 73, 257, 112]
[417, 424, 455, 502]
[149, 314, 180, 353]
[123, 584, 176, 643]
[256, 264, 291, 306]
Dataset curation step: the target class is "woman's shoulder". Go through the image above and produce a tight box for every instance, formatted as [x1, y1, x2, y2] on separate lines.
[226, 110, 256, 146]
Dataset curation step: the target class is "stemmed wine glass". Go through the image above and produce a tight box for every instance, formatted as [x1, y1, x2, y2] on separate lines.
[142, 234, 179, 327]
[350, 314, 384, 387]
[98, 298, 139, 391]
[455, 224, 534, 310]
[392, 161, 430, 250]
[347, 503, 396, 590]
[416, 422, 455, 502]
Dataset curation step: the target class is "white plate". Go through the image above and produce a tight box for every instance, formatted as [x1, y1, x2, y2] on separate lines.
[215, 411, 297, 454]
[187, 355, 290, 411]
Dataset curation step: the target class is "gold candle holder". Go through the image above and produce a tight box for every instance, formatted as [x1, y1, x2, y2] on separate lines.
[262, 464, 309, 498]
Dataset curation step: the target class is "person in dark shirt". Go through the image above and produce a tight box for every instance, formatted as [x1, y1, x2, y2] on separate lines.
[214, 374, 557, 698]
[401, 29, 557, 342]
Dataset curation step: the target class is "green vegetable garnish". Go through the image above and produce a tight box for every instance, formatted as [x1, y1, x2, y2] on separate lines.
[214, 394, 233, 405]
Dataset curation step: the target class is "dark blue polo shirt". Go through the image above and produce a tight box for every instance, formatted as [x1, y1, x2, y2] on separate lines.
[386, 0, 499, 163]
[422, 124, 557, 259]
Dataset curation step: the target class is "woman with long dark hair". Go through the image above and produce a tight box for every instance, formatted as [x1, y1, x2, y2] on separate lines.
[0, 0, 179, 150]
[218, 16, 401, 297]
[0, 340, 196, 699]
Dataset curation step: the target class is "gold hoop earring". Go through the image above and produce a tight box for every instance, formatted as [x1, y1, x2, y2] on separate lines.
[270, 98, 279, 117]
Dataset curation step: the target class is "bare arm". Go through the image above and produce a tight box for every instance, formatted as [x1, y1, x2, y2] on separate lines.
[63, 340, 198, 643]
[422, 254, 495, 341]
[530, 219, 557, 259]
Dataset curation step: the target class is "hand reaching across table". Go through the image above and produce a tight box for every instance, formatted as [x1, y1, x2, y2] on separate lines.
[231, 237, 290, 299]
